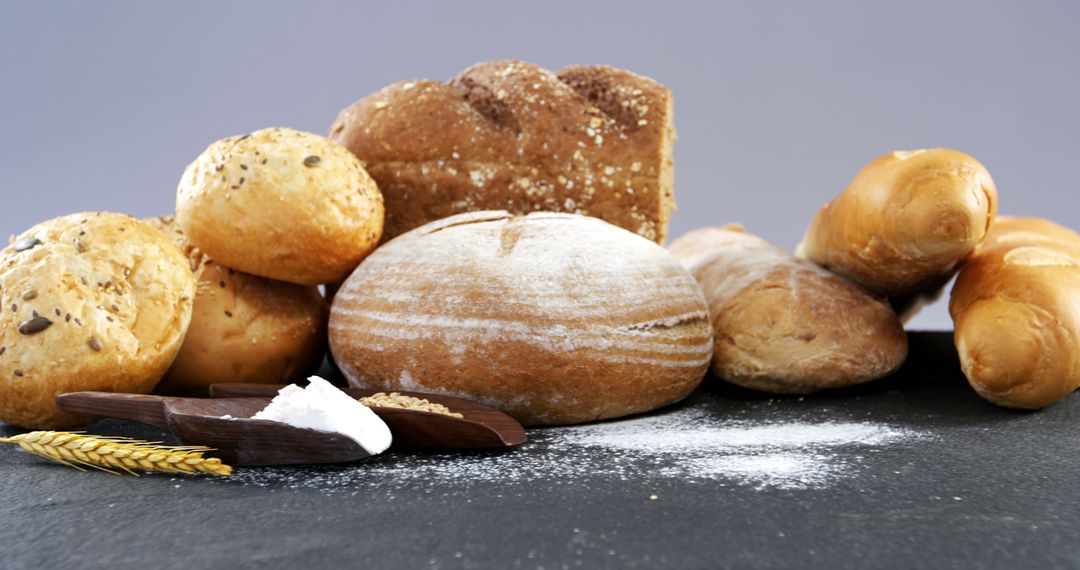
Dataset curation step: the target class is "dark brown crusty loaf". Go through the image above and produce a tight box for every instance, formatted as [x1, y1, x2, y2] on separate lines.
[329, 60, 676, 243]
[329, 211, 712, 426]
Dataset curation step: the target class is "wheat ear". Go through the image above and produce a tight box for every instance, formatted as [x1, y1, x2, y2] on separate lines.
[0, 431, 232, 477]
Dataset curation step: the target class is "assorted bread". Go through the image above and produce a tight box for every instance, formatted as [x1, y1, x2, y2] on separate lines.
[950, 217, 1080, 409]
[0, 213, 196, 428]
[329, 61, 676, 244]
[670, 225, 907, 393]
[329, 211, 712, 426]
[797, 149, 998, 319]
[176, 127, 385, 285]
[145, 216, 328, 396]
[1, 58, 1076, 432]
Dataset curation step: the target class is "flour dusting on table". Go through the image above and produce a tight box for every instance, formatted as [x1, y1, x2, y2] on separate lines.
[225, 396, 925, 493]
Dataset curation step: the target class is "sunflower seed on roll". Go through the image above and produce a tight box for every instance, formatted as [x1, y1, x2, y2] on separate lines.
[329, 211, 713, 426]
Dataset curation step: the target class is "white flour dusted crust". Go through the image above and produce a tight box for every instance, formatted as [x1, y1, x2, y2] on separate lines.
[329, 211, 712, 426]
[669, 225, 907, 394]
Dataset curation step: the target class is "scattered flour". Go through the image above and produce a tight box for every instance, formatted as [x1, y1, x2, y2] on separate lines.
[225, 396, 924, 493]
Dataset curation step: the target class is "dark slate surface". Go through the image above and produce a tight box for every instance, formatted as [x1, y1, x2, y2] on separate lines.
[2, 332, 1078, 570]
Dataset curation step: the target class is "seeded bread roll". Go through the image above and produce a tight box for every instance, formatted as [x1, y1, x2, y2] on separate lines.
[0, 213, 196, 429]
[670, 225, 907, 393]
[797, 149, 997, 318]
[329, 60, 676, 243]
[329, 211, 712, 426]
[950, 217, 1080, 409]
[145, 217, 328, 396]
[176, 127, 385, 285]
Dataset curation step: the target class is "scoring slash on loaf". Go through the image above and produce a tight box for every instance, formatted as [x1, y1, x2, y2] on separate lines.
[0, 213, 196, 429]
[797, 149, 997, 319]
[950, 217, 1080, 409]
[329, 60, 676, 243]
[176, 127, 385, 285]
[328, 211, 713, 426]
[145, 216, 328, 396]
[670, 225, 907, 393]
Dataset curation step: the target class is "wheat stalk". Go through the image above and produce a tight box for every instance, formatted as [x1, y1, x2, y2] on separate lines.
[0, 431, 232, 477]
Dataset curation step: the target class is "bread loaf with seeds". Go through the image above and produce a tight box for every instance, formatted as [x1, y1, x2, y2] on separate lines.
[329, 60, 675, 243]
[950, 217, 1080, 409]
[0, 213, 196, 429]
[176, 127, 385, 285]
[670, 225, 907, 393]
[145, 216, 328, 397]
[329, 211, 712, 426]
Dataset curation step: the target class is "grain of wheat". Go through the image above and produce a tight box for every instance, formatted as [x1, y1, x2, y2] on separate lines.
[359, 392, 464, 418]
[0, 431, 232, 476]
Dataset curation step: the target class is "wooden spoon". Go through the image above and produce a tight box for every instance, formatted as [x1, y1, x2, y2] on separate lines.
[55, 392, 370, 466]
[209, 383, 526, 451]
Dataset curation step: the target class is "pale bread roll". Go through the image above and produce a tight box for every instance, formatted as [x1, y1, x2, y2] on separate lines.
[798, 149, 997, 318]
[330, 60, 676, 243]
[176, 127, 384, 285]
[145, 217, 328, 396]
[950, 217, 1080, 409]
[670, 225, 907, 393]
[329, 211, 713, 426]
[0, 213, 195, 428]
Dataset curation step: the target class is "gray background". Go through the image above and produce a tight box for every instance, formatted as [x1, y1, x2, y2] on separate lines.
[1, 0, 1077, 329]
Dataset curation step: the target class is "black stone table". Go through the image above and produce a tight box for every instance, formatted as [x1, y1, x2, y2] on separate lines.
[2, 332, 1078, 569]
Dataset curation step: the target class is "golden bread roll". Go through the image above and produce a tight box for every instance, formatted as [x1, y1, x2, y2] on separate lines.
[145, 216, 328, 396]
[670, 225, 907, 393]
[950, 216, 1080, 409]
[176, 127, 385, 285]
[0, 213, 195, 428]
[797, 149, 997, 316]
[329, 211, 713, 426]
[329, 60, 676, 243]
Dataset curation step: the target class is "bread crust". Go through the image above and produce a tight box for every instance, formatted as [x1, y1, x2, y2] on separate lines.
[176, 127, 384, 285]
[0, 213, 196, 428]
[949, 217, 1080, 409]
[670, 225, 908, 393]
[329, 60, 675, 244]
[145, 217, 328, 396]
[798, 149, 997, 313]
[329, 211, 712, 426]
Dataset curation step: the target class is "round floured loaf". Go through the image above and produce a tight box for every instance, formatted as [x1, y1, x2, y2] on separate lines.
[176, 127, 385, 285]
[670, 225, 908, 394]
[145, 216, 328, 396]
[329, 211, 713, 426]
[0, 213, 196, 428]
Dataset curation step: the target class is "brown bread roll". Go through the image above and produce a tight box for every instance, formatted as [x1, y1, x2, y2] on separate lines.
[176, 127, 384, 285]
[670, 225, 907, 393]
[949, 216, 1080, 409]
[145, 217, 328, 396]
[329, 211, 713, 426]
[0, 213, 195, 428]
[797, 149, 998, 317]
[329, 60, 675, 244]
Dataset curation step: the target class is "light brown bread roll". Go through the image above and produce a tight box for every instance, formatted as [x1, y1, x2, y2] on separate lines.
[797, 149, 997, 317]
[950, 216, 1080, 409]
[670, 225, 907, 393]
[0, 213, 196, 428]
[145, 217, 328, 396]
[329, 211, 712, 426]
[176, 127, 384, 285]
[329, 60, 675, 243]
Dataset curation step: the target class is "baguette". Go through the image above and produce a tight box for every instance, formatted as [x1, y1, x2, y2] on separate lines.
[949, 216, 1080, 409]
[797, 149, 997, 317]
[329, 60, 676, 243]
[670, 225, 907, 393]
